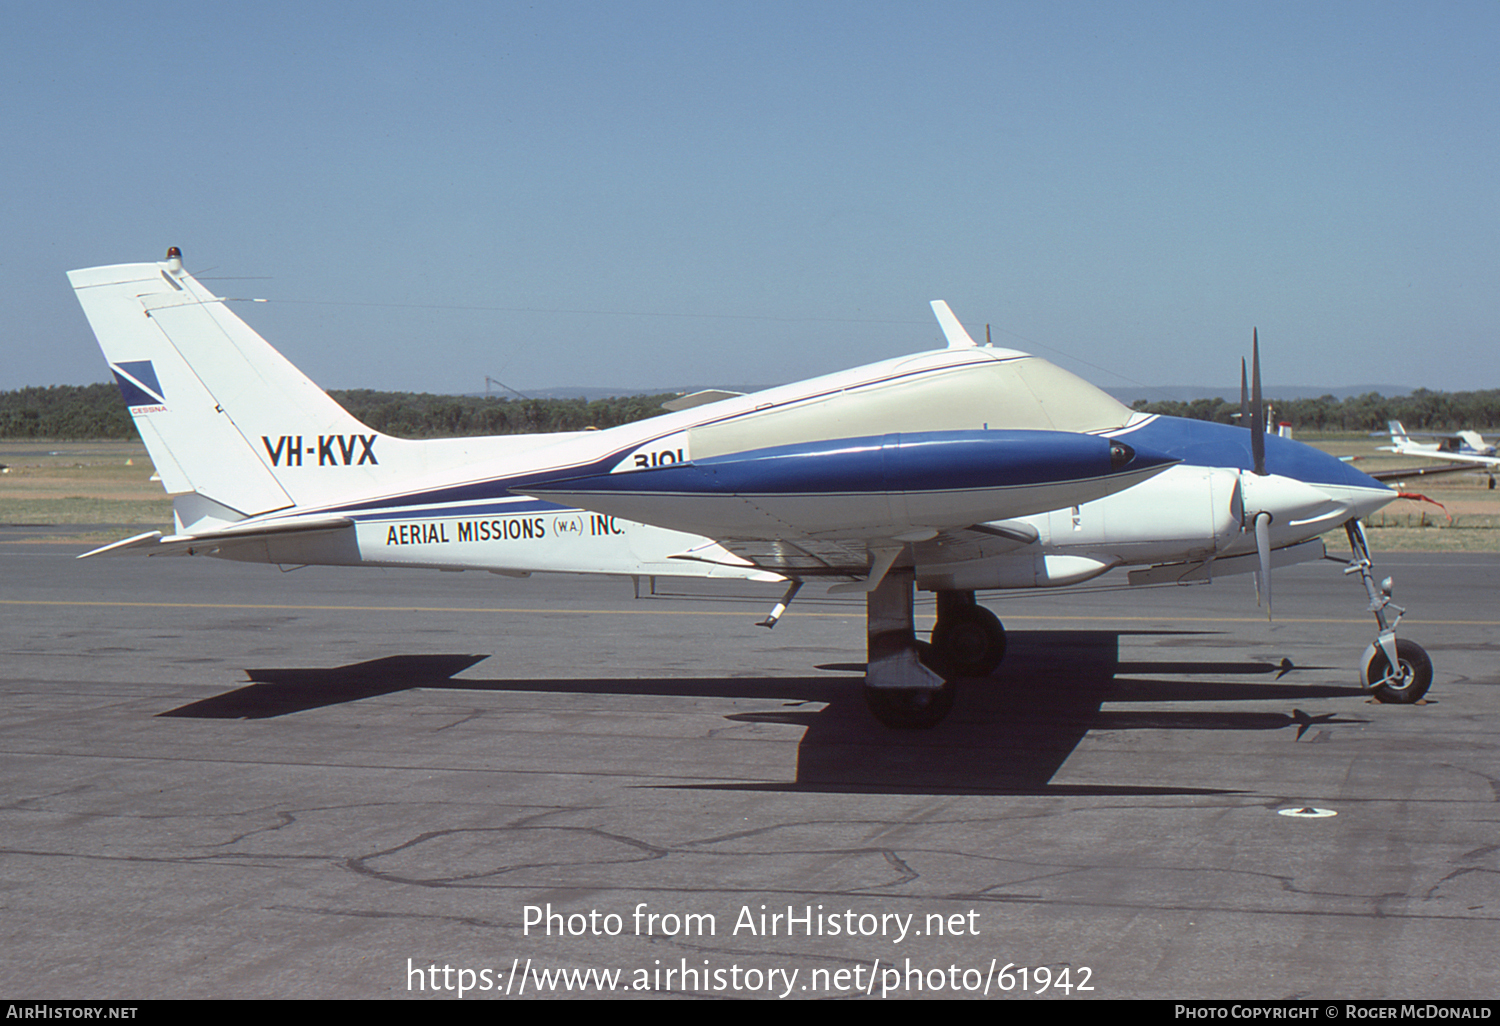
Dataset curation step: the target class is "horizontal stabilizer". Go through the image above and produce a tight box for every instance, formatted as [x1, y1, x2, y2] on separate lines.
[79, 516, 354, 559]
[78, 530, 169, 558]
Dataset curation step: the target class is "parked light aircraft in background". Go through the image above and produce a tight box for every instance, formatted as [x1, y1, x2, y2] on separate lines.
[1380, 421, 1499, 487]
[68, 250, 1432, 727]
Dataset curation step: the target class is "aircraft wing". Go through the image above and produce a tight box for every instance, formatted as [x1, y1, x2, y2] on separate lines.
[670, 536, 870, 577]
[667, 521, 1041, 579]
[1367, 454, 1500, 481]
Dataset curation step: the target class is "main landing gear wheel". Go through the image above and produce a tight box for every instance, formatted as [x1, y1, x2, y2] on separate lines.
[929, 603, 1006, 678]
[863, 681, 956, 730]
[1364, 638, 1433, 704]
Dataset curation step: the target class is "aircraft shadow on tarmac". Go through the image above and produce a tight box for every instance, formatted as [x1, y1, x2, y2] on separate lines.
[158, 630, 1370, 795]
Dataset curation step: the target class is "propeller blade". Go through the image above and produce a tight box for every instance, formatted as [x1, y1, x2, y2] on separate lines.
[1240, 358, 1250, 427]
[1251, 328, 1266, 475]
[1254, 510, 1273, 619]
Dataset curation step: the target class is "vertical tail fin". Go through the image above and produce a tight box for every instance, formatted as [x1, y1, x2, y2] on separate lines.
[68, 250, 514, 530]
[70, 255, 315, 521]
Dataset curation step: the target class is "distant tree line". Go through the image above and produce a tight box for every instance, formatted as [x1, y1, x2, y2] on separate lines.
[7, 382, 1499, 440]
[1132, 388, 1500, 433]
[0, 384, 678, 440]
[327, 389, 679, 437]
[0, 383, 135, 439]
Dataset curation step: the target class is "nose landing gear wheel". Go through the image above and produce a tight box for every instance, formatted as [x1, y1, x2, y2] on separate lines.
[1344, 520, 1434, 706]
[1364, 638, 1433, 704]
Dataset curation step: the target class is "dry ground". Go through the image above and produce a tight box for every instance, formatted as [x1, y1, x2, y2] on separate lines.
[0, 441, 169, 542]
[2, 436, 1497, 551]
[1308, 434, 1500, 552]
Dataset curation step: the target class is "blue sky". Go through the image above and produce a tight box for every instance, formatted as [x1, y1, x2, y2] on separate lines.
[5, 1, 1496, 396]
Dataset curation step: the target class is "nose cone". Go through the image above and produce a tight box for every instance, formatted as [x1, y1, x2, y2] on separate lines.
[1261, 434, 1395, 523]
[1343, 475, 1399, 521]
[1244, 454, 1394, 564]
[1267, 432, 1390, 492]
[1121, 415, 1397, 532]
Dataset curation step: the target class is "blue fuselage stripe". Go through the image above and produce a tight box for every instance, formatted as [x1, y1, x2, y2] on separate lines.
[540, 430, 1170, 497]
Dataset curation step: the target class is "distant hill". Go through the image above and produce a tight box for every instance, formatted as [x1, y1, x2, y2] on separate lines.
[1101, 384, 1413, 406]
[467, 384, 772, 402]
[500, 382, 1415, 405]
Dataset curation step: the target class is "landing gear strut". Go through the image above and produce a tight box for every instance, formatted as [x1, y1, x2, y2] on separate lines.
[863, 570, 954, 729]
[1342, 520, 1433, 704]
[860, 581, 1008, 728]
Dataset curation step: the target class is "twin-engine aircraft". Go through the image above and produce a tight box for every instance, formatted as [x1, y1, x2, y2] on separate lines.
[68, 250, 1432, 727]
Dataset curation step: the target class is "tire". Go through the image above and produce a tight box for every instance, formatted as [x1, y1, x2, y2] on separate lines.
[929, 603, 1006, 678]
[1365, 639, 1433, 704]
[864, 682, 956, 729]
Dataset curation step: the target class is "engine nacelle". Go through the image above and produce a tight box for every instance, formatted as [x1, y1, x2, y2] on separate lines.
[913, 466, 1244, 591]
[917, 551, 1113, 591]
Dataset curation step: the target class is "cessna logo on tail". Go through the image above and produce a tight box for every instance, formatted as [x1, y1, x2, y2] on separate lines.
[111, 360, 166, 411]
[261, 434, 379, 467]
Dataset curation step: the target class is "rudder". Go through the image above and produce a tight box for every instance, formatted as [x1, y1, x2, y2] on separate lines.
[70, 251, 405, 523]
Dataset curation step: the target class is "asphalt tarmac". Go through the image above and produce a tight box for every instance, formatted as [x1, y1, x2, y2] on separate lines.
[2, 529, 1497, 1000]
